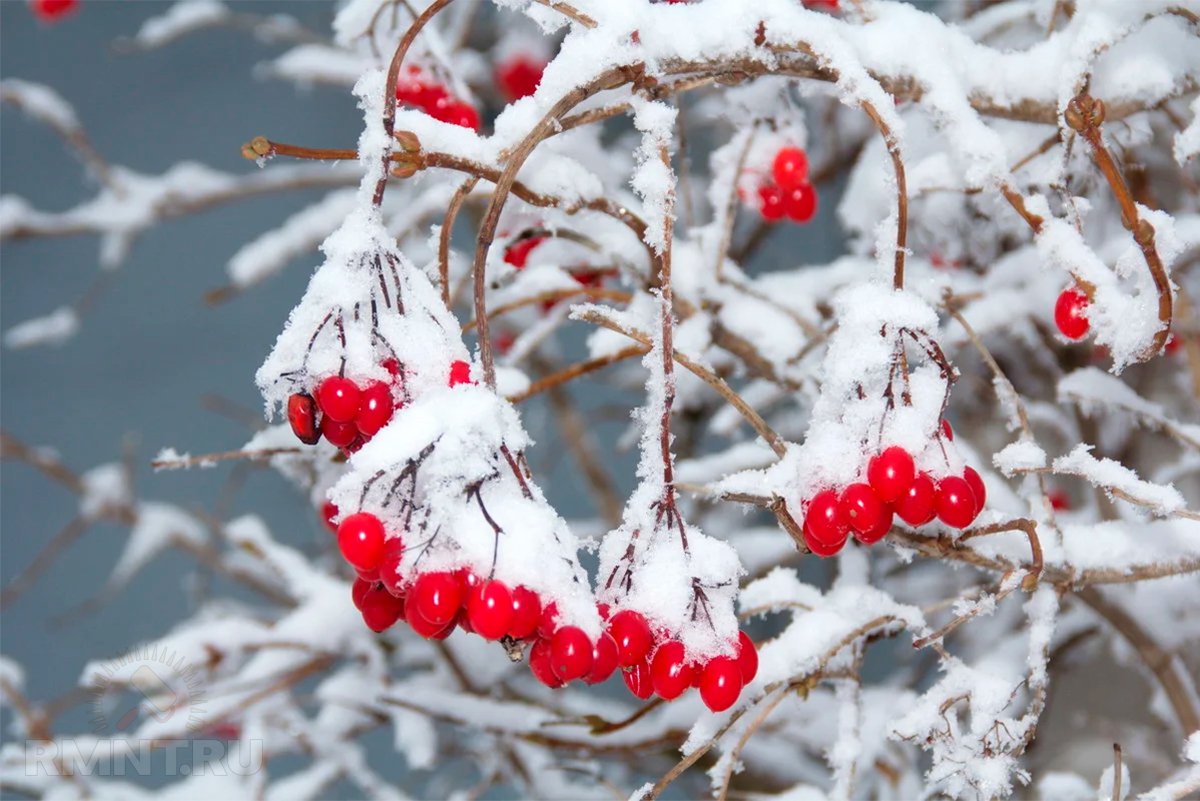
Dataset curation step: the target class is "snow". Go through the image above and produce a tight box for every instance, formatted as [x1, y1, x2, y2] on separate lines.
[1053, 444, 1187, 517]
[131, 0, 229, 48]
[3, 306, 79, 349]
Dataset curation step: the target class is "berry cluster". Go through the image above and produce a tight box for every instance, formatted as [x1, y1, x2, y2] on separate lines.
[396, 66, 480, 131]
[751, 147, 818, 224]
[1054, 287, 1090, 341]
[496, 55, 546, 102]
[800, 442, 988, 556]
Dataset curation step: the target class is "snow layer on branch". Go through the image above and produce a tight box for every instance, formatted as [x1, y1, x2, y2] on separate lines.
[3, 307, 79, 349]
[131, 0, 229, 49]
[227, 189, 358, 288]
[1053, 444, 1187, 516]
[993, 439, 1048, 477]
[0, 79, 79, 131]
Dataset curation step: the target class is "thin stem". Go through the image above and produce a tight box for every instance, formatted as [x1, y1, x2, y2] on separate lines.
[861, 101, 907, 290]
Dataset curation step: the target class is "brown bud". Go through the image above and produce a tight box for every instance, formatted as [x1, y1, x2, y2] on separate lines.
[389, 157, 420, 179]
[249, 136, 273, 156]
[393, 130, 421, 153]
[240, 143, 258, 160]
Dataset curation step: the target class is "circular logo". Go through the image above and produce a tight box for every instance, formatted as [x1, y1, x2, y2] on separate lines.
[88, 644, 207, 735]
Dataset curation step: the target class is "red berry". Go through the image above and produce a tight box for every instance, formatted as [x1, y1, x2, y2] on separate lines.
[321, 417, 359, 448]
[382, 357, 402, 377]
[935, 476, 977, 529]
[736, 631, 758, 683]
[445, 102, 480, 130]
[357, 566, 380, 583]
[449, 360, 472, 387]
[782, 182, 817, 223]
[509, 586, 542, 639]
[412, 571, 464, 626]
[529, 638, 564, 688]
[317, 376, 361, 423]
[650, 641, 696, 701]
[503, 235, 545, 269]
[337, 513, 386, 572]
[867, 447, 915, 503]
[699, 656, 743, 712]
[608, 610, 654, 668]
[963, 466, 987, 517]
[287, 393, 321, 445]
[405, 594, 450, 638]
[1055, 288, 1091, 340]
[838, 483, 886, 537]
[1165, 335, 1182, 355]
[355, 382, 394, 438]
[538, 601, 560, 639]
[758, 184, 785, 221]
[584, 632, 619, 685]
[379, 538, 406, 596]
[31, 0, 76, 21]
[623, 659, 654, 700]
[941, 420, 954, 440]
[496, 55, 545, 101]
[550, 626, 594, 682]
[360, 585, 405, 632]
[894, 472, 937, 526]
[597, 603, 611, 621]
[467, 580, 515, 640]
[772, 147, 809, 190]
[321, 501, 339, 533]
[1048, 490, 1070, 511]
[802, 489, 848, 556]
[351, 577, 373, 610]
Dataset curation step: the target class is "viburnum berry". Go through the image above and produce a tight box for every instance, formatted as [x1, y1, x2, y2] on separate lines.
[351, 576, 374, 611]
[596, 602, 611, 621]
[379, 537, 406, 596]
[584, 632, 619, 685]
[355, 382, 394, 438]
[608, 610, 654, 668]
[1055, 287, 1091, 340]
[529, 638, 564, 688]
[772, 147, 809, 190]
[448, 360, 472, 387]
[405, 595, 450, 638]
[867, 446, 915, 503]
[650, 641, 696, 701]
[287, 393, 321, 445]
[337, 513, 386, 573]
[321, 501, 339, 533]
[935, 476, 977, 529]
[855, 504, 894, 545]
[782, 183, 817, 223]
[467, 580, 515, 640]
[496, 55, 546, 102]
[802, 489, 849, 556]
[360, 586, 406, 633]
[1048, 490, 1070, 511]
[758, 184, 785, 221]
[357, 566, 380, 583]
[838, 483, 886, 537]
[736, 631, 758, 684]
[503, 235, 545, 269]
[550, 626, 594, 682]
[698, 656, 743, 712]
[317, 376, 361, 423]
[963, 466, 987, 517]
[508, 586, 542, 639]
[411, 571, 464, 626]
[1165, 335, 1182, 355]
[894, 472, 937, 526]
[444, 102, 480, 131]
[537, 601, 560, 639]
[623, 658, 654, 700]
[941, 419, 954, 440]
[31, 0, 76, 21]
[321, 417, 359, 449]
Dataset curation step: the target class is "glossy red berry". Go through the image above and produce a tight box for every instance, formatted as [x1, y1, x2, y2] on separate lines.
[355, 382, 394, 438]
[608, 610, 654, 668]
[448, 360, 472, 387]
[772, 147, 809, 190]
[867, 447, 915, 503]
[650, 641, 696, 701]
[412, 571, 464, 626]
[529, 638, 564, 688]
[405, 594, 449, 638]
[445, 102, 480, 130]
[963, 466, 987, 517]
[941, 419, 954, 440]
[550, 626, 594, 682]
[935, 476, 977, 529]
[379, 538, 406, 596]
[321, 501, 339, 533]
[736, 631, 758, 684]
[802, 489, 849, 556]
[321, 417, 358, 449]
[360, 585, 405, 632]
[351, 577, 374, 610]
[1055, 288, 1091, 340]
[287, 393, 321, 445]
[357, 566, 380, 583]
[758, 184, 785, 221]
[337, 513, 386, 573]
[467, 580, 514, 640]
[699, 656, 743, 712]
[31, 0, 76, 21]
[623, 659, 654, 700]
[509, 586, 542, 639]
[317, 376, 361, 423]
[497, 55, 546, 101]
[838, 483, 887, 537]
[537, 601, 560, 639]
[584, 632, 619, 685]
[783, 182, 817, 223]
[894, 472, 937, 526]
[503, 235, 545, 269]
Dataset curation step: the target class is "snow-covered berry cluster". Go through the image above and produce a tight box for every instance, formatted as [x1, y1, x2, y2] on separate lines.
[395, 65, 480, 131]
[746, 145, 818, 224]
